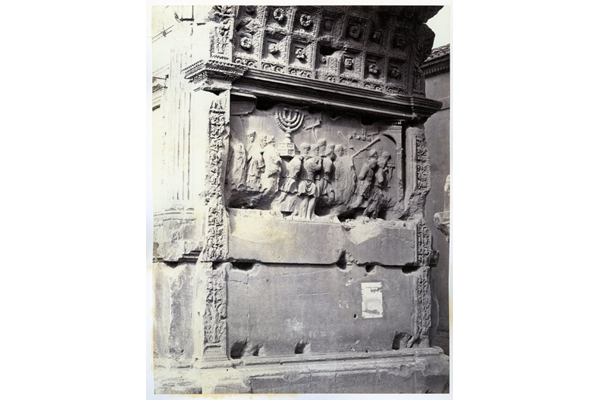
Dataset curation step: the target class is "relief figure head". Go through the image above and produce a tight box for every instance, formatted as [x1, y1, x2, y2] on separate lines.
[326, 143, 336, 160]
[317, 138, 327, 155]
[259, 134, 268, 149]
[381, 151, 391, 163]
[299, 142, 311, 157]
[368, 157, 378, 169]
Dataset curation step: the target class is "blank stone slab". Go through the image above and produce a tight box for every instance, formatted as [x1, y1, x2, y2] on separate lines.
[228, 208, 417, 265]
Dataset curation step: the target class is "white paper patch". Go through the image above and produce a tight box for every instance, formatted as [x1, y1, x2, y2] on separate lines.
[361, 282, 383, 318]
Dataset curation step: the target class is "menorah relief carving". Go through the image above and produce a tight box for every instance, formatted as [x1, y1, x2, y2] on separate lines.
[225, 106, 405, 222]
[275, 108, 305, 142]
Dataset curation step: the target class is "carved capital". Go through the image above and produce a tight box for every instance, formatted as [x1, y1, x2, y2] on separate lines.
[184, 59, 248, 92]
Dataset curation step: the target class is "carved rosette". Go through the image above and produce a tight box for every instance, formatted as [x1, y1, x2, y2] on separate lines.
[202, 98, 229, 261]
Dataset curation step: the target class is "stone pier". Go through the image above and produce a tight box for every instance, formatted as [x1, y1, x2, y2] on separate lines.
[152, 5, 449, 394]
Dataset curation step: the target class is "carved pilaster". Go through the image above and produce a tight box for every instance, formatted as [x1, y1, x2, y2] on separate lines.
[409, 19, 435, 96]
[200, 95, 230, 262]
[404, 125, 431, 220]
[410, 265, 432, 348]
[381, 121, 405, 216]
[195, 262, 229, 363]
[416, 218, 432, 267]
[208, 6, 235, 60]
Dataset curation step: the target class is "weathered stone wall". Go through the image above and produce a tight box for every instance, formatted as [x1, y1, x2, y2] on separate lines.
[423, 46, 450, 353]
[151, 5, 449, 394]
[227, 263, 415, 357]
[153, 262, 196, 365]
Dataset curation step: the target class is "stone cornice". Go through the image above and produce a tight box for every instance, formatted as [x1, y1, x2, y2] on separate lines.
[232, 69, 442, 121]
[423, 44, 450, 78]
[183, 59, 249, 92]
[423, 56, 449, 77]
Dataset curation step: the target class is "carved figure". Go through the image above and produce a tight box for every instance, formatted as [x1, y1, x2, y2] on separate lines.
[350, 151, 378, 209]
[275, 142, 309, 214]
[368, 149, 379, 160]
[268, 43, 279, 54]
[226, 136, 247, 190]
[245, 131, 264, 191]
[296, 146, 322, 220]
[364, 153, 393, 219]
[260, 135, 282, 195]
[317, 142, 336, 205]
[332, 144, 357, 205]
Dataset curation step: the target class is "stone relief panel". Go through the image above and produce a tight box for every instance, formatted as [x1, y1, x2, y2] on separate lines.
[224, 101, 407, 222]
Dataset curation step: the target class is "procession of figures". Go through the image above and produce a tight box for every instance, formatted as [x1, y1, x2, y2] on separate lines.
[226, 131, 396, 221]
